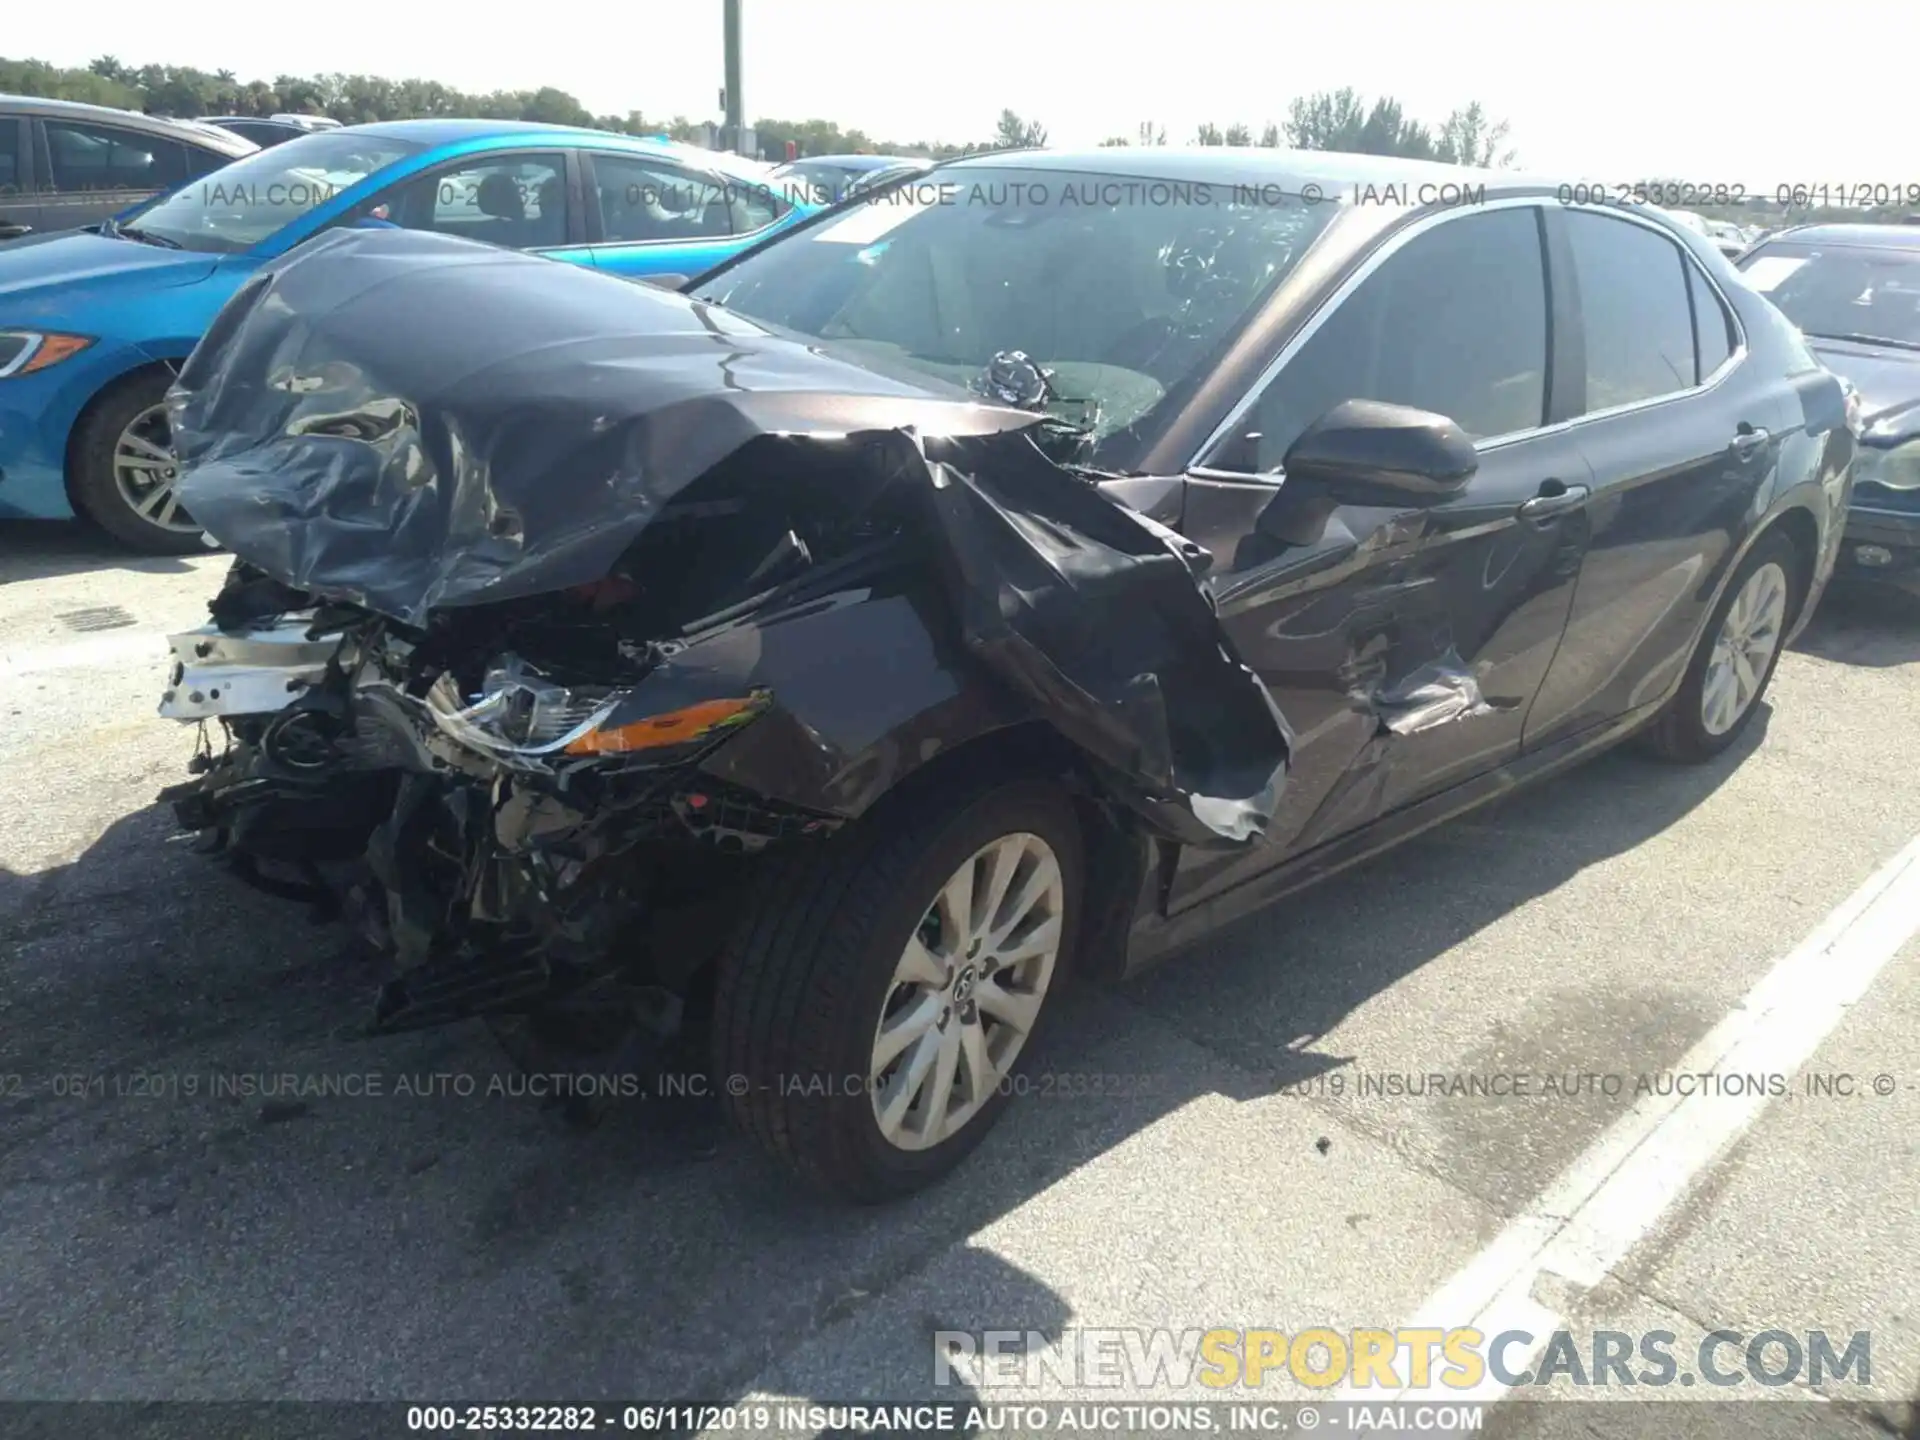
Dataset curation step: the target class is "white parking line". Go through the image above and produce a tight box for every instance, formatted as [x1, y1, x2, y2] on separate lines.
[1359, 831, 1920, 1403]
[0, 630, 172, 680]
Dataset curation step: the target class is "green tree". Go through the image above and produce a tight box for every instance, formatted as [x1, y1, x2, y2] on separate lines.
[1098, 135, 1131, 147]
[1434, 102, 1517, 168]
[1223, 122, 1252, 146]
[1137, 121, 1167, 146]
[1259, 121, 1282, 147]
[521, 86, 593, 126]
[1195, 121, 1224, 146]
[1282, 88, 1510, 163]
[991, 108, 1046, 149]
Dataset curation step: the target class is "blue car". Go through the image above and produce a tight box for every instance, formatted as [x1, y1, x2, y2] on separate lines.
[0, 119, 814, 551]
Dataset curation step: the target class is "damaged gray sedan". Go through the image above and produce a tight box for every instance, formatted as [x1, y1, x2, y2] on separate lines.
[156, 149, 1851, 1200]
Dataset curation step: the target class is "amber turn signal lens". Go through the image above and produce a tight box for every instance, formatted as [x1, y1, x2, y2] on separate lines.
[17, 334, 95, 375]
[564, 695, 763, 756]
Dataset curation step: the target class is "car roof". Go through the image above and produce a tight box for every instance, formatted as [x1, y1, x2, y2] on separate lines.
[344, 118, 772, 178]
[784, 154, 917, 171]
[0, 92, 257, 153]
[1754, 223, 1920, 251]
[940, 145, 1533, 195]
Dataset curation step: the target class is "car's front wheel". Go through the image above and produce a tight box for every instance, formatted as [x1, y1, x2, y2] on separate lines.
[713, 775, 1083, 1202]
[70, 369, 208, 555]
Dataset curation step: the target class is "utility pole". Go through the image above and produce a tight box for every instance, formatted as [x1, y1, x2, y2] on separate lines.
[721, 0, 747, 156]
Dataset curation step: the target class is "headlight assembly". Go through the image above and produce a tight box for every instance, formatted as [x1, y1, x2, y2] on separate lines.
[418, 654, 770, 765]
[564, 692, 769, 756]
[0, 331, 96, 379]
[1854, 437, 1920, 493]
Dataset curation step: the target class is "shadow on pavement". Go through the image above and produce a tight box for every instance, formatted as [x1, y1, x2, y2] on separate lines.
[0, 520, 209, 584]
[0, 691, 1772, 1402]
[1794, 581, 1920, 668]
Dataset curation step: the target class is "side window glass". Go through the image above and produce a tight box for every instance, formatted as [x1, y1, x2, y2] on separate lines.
[1565, 211, 1697, 410]
[0, 119, 22, 193]
[186, 146, 230, 179]
[726, 178, 788, 234]
[392, 154, 568, 250]
[46, 123, 188, 192]
[589, 153, 731, 243]
[1689, 264, 1734, 381]
[1248, 207, 1548, 471]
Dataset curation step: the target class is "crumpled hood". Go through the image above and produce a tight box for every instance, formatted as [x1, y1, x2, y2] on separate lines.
[169, 226, 1293, 850]
[1808, 338, 1920, 441]
[0, 229, 220, 310]
[171, 227, 1041, 621]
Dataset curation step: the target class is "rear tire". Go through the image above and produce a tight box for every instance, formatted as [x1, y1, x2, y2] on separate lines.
[713, 775, 1083, 1202]
[1639, 531, 1800, 763]
[69, 369, 208, 555]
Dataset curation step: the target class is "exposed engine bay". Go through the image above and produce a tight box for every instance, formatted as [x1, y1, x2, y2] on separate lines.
[155, 227, 1293, 1099]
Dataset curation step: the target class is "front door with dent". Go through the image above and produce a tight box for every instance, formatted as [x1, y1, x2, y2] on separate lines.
[1167, 202, 1593, 915]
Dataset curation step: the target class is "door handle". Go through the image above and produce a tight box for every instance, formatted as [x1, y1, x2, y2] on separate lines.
[1730, 423, 1771, 458]
[1517, 483, 1590, 523]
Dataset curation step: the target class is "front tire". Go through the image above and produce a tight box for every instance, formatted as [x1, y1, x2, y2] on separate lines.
[69, 369, 208, 555]
[713, 776, 1083, 1202]
[1640, 531, 1800, 762]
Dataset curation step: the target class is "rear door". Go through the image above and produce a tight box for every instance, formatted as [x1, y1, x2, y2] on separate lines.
[1167, 201, 1593, 914]
[580, 150, 790, 279]
[0, 113, 36, 239]
[363, 149, 584, 260]
[1522, 206, 1790, 749]
[35, 116, 191, 231]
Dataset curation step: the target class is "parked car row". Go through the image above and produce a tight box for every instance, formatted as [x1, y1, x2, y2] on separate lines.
[1736, 223, 1920, 593]
[0, 110, 819, 548]
[141, 143, 1858, 1200]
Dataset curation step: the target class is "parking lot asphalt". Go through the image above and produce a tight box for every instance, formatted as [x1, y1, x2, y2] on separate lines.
[2, 519, 1916, 1436]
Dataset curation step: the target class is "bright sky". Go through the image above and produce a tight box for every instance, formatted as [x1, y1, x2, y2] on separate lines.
[12, 0, 1917, 189]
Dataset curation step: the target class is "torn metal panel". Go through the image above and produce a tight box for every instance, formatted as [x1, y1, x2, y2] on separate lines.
[1371, 647, 1499, 737]
[166, 227, 1292, 850]
[157, 615, 336, 721]
[168, 227, 1043, 627]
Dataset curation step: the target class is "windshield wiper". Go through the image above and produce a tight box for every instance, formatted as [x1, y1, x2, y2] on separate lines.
[116, 225, 184, 250]
[1805, 331, 1920, 353]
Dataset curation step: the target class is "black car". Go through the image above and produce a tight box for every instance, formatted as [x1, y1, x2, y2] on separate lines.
[0, 95, 257, 240]
[1737, 224, 1920, 594]
[156, 149, 1850, 1203]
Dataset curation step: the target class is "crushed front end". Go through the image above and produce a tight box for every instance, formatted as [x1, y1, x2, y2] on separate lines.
[153, 226, 1293, 1104]
[157, 539, 872, 1063]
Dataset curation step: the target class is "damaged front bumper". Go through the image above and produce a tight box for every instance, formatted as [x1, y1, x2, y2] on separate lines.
[157, 601, 841, 1040]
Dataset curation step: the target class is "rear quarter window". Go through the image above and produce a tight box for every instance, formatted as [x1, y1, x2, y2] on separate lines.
[1565, 210, 1698, 410]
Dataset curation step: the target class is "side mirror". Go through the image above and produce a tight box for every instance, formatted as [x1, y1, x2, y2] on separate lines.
[1281, 399, 1478, 508]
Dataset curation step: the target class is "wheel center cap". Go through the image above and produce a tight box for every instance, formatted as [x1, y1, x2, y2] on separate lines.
[951, 964, 977, 1002]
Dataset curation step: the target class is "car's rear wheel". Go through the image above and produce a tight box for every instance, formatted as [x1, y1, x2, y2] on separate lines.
[70, 369, 208, 555]
[713, 775, 1082, 1202]
[1640, 531, 1800, 762]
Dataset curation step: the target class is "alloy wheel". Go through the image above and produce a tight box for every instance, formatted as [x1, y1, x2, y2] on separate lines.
[1701, 560, 1788, 737]
[111, 403, 198, 536]
[868, 832, 1065, 1151]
